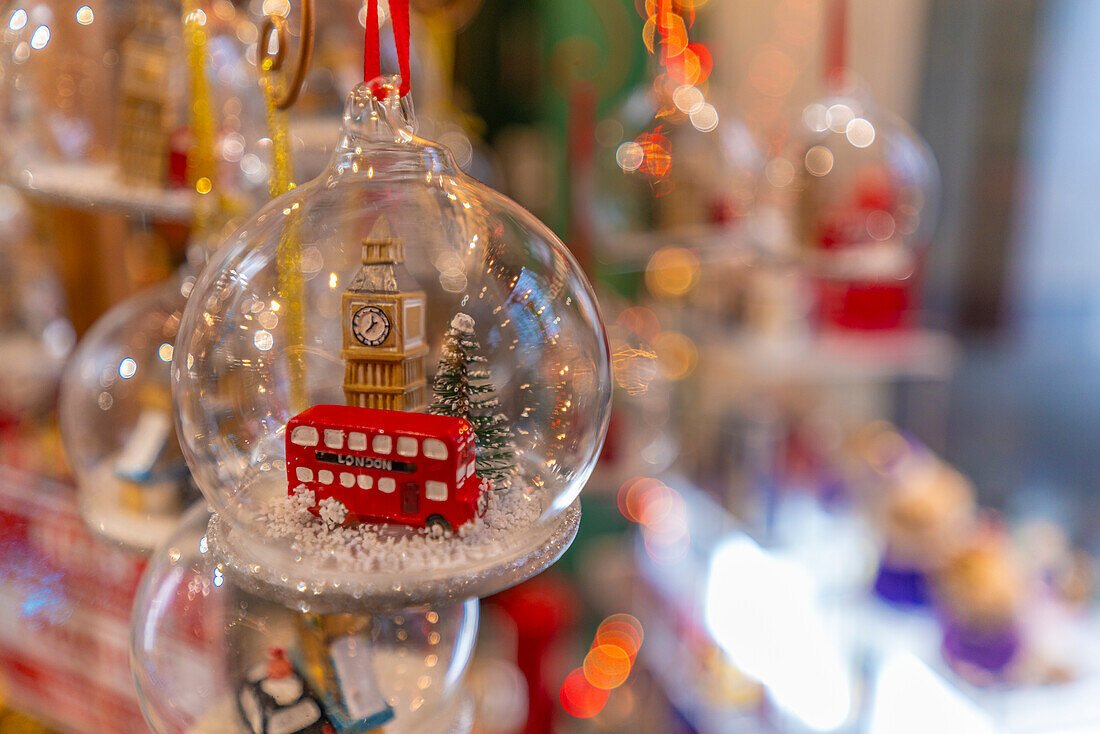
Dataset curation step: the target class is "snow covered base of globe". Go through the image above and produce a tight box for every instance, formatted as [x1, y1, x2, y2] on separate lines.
[80, 460, 187, 552]
[206, 468, 581, 611]
[259, 482, 541, 572]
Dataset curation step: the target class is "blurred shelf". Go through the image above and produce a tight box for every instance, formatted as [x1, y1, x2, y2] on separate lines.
[13, 161, 196, 221]
[700, 329, 959, 387]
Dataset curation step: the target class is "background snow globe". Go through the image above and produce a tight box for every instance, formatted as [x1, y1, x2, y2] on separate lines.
[132, 503, 478, 734]
[0, 0, 275, 220]
[595, 74, 760, 244]
[58, 268, 198, 550]
[174, 76, 612, 610]
[756, 91, 939, 329]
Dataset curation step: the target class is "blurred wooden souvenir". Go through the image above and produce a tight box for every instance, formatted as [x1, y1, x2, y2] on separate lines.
[118, 1, 176, 188]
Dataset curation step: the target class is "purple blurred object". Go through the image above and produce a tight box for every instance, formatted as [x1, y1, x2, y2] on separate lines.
[942, 620, 1021, 675]
[873, 559, 931, 607]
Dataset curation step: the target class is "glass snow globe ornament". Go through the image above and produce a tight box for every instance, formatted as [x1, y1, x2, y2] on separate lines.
[174, 76, 611, 610]
[0, 0, 277, 208]
[594, 72, 761, 250]
[132, 503, 478, 733]
[757, 90, 939, 329]
[58, 265, 200, 551]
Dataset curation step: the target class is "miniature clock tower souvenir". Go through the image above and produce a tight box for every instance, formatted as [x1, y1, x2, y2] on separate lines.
[118, 1, 175, 188]
[340, 223, 428, 410]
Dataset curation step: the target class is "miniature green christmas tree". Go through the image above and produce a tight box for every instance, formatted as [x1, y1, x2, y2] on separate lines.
[429, 313, 515, 490]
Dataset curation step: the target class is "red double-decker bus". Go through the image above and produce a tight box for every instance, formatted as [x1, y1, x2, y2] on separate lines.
[285, 405, 488, 534]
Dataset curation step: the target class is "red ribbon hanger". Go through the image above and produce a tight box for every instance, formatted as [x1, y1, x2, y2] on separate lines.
[363, 0, 412, 99]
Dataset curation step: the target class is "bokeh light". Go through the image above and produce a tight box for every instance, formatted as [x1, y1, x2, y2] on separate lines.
[584, 644, 632, 690]
[561, 667, 610, 718]
[645, 247, 700, 298]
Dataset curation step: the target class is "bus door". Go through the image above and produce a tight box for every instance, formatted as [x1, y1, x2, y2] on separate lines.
[402, 482, 419, 515]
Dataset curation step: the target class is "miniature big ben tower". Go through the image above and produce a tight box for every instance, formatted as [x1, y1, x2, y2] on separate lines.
[341, 222, 428, 410]
[118, 2, 173, 188]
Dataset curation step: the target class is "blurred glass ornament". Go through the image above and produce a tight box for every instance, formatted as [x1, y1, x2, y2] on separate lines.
[173, 78, 609, 608]
[757, 92, 939, 329]
[131, 503, 478, 733]
[0, 0, 272, 211]
[58, 267, 199, 551]
[594, 76, 761, 246]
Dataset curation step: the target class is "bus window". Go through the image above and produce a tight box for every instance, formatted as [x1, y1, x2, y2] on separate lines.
[425, 481, 447, 501]
[397, 436, 418, 457]
[295, 467, 313, 482]
[456, 464, 466, 483]
[466, 461, 475, 479]
[340, 472, 355, 487]
[348, 432, 367, 451]
[357, 475, 373, 490]
[318, 470, 334, 485]
[373, 435, 392, 454]
[324, 429, 344, 449]
[423, 439, 447, 460]
[379, 478, 395, 493]
[291, 426, 319, 447]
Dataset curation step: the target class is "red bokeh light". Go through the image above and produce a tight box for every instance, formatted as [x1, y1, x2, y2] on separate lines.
[561, 667, 610, 718]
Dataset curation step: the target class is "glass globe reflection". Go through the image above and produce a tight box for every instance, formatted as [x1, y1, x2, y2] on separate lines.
[58, 269, 197, 550]
[173, 79, 608, 604]
[131, 504, 478, 734]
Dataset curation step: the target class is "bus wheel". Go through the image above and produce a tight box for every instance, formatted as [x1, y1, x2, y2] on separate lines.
[426, 515, 452, 539]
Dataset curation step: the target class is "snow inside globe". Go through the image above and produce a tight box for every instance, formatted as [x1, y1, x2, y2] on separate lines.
[131, 503, 478, 734]
[173, 77, 612, 609]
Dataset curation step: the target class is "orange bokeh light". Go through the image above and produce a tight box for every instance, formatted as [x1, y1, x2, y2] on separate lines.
[635, 132, 672, 179]
[584, 644, 632, 690]
[561, 667, 610, 718]
[595, 615, 644, 661]
[667, 42, 712, 86]
[618, 476, 656, 522]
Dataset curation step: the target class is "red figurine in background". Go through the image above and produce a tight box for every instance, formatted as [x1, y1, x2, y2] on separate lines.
[286, 405, 489, 536]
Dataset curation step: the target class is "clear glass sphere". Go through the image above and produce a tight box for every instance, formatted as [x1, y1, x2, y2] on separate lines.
[58, 269, 198, 551]
[758, 94, 939, 281]
[595, 77, 761, 243]
[173, 80, 607, 604]
[131, 504, 478, 734]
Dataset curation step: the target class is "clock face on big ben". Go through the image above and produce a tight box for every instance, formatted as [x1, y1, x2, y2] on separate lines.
[351, 305, 391, 346]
